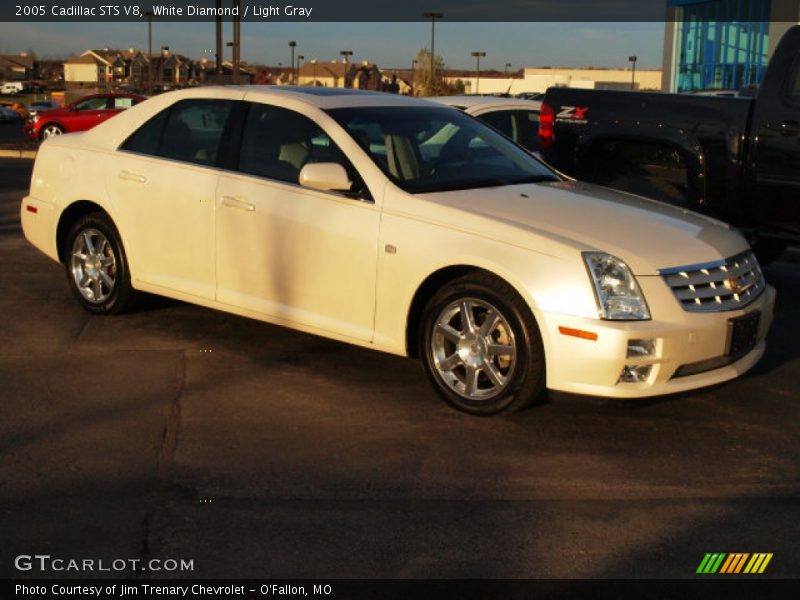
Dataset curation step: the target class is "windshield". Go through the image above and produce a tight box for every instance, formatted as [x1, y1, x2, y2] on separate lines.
[327, 106, 560, 194]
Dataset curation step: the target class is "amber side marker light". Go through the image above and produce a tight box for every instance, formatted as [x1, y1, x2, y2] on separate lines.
[25, 205, 37, 213]
[558, 326, 598, 341]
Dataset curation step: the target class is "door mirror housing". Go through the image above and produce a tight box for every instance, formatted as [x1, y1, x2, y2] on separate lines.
[298, 163, 352, 193]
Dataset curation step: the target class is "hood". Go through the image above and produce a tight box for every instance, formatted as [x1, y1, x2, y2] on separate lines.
[421, 179, 748, 275]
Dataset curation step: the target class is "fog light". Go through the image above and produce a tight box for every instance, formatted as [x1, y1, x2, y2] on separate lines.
[627, 338, 656, 358]
[618, 364, 652, 383]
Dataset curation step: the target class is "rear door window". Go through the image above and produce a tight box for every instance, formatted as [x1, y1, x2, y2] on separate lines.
[119, 99, 235, 167]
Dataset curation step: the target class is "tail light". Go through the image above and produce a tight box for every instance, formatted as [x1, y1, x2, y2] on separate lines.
[538, 102, 555, 150]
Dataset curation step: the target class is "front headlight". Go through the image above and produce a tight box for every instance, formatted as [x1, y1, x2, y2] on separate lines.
[583, 252, 651, 321]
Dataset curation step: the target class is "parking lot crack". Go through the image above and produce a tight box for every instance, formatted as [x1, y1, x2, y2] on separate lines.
[156, 350, 186, 478]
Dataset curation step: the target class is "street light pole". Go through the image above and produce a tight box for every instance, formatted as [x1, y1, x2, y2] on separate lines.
[297, 55, 304, 84]
[471, 51, 485, 94]
[629, 55, 637, 90]
[423, 11, 443, 95]
[289, 41, 296, 84]
[505, 62, 512, 76]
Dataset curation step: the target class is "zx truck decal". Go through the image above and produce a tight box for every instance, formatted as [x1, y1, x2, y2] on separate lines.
[556, 106, 589, 124]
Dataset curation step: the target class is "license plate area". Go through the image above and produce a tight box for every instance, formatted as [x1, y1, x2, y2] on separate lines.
[727, 311, 760, 357]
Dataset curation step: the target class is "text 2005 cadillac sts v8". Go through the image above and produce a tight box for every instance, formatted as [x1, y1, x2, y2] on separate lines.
[21, 87, 776, 415]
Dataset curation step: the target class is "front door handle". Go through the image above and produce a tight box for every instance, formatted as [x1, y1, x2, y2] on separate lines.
[118, 170, 146, 183]
[221, 195, 255, 212]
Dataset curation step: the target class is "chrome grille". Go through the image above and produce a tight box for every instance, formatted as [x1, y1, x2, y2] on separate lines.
[660, 250, 765, 313]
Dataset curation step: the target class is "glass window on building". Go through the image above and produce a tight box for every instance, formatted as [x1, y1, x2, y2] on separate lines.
[673, 0, 771, 92]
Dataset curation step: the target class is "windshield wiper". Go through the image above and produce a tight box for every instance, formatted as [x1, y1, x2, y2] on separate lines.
[420, 178, 513, 193]
[508, 174, 561, 185]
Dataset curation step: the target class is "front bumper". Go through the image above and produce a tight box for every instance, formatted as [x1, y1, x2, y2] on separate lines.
[540, 279, 776, 398]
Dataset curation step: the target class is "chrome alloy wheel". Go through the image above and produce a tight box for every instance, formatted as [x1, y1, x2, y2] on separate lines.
[70, 228, 117, 304]
[41, 124, 63, 138]
[431, 298, 517, 400]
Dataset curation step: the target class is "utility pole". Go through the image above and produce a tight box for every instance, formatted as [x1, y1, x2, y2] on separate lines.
[629, 55, 637, 90]
[145, 11, 153, 90]
[232, 0, 241, 84]
[215, 0, 222, 74]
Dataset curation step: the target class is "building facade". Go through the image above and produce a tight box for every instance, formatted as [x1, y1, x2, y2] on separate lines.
[444, 67, 662, 96]
[662, 0, 800, 92]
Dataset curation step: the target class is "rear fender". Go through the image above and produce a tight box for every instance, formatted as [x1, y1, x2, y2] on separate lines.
[573, 123, 706, 205]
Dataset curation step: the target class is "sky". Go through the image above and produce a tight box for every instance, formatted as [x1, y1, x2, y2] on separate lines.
[0, 21, 666, 70]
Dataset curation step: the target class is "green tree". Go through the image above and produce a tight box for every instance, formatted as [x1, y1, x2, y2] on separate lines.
[414, 48, 446, 96]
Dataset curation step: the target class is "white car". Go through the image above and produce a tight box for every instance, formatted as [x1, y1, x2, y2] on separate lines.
[430, 95, 542, 153]
[21, 87, 775, 415]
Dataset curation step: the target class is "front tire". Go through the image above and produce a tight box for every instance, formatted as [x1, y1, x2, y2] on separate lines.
[419, 273, 546, 415]
[40, 123, 64, 140]
[64, 213, 136, 314]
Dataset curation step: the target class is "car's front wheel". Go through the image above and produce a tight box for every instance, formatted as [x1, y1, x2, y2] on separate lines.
[420, 273, 546, 415]
[64, 213, 136, 314]
[40, 123, 64, 139]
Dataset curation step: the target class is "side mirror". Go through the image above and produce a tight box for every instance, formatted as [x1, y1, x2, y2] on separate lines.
[298, 163, 352, 193]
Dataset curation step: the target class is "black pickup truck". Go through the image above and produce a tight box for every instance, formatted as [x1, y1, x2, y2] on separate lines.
[540, 25, 800, 261]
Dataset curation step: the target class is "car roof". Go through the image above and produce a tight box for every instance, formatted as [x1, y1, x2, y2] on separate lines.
[429, 95, 542, 111]
[164, 85, 444, 110]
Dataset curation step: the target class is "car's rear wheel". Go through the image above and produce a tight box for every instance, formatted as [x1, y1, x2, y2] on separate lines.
[419, 273, 546, 415]
[64, 213, 136, 314]
[40, 123, 64, 140]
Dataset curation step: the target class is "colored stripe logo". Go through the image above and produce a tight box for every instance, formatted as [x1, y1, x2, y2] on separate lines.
[696, 553, 773, 574]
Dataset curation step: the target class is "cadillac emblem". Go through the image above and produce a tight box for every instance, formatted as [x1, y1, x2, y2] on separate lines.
[724, 274, 753, 294]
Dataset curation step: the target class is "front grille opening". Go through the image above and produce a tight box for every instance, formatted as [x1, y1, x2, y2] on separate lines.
[660, 251, 765, 313]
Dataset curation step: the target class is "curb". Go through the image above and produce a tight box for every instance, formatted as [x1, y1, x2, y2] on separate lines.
[0, 149, 36, 159]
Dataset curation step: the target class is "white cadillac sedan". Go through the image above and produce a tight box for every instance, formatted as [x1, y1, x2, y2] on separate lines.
[21, 86, 775, 415]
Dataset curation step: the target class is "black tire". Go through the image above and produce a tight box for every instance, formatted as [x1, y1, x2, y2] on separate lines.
[64, 212, 136, 314]
[419, 272, 546, 415]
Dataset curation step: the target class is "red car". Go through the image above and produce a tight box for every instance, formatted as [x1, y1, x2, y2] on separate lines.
[24, 93, 146, 141]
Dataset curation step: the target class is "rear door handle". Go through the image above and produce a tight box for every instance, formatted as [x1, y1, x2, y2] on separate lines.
[118, 170, 146, 183]
[221, 195, 255, 212]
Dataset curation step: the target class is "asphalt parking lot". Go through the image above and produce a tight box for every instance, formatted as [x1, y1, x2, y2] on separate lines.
[1, 158, 799, 580]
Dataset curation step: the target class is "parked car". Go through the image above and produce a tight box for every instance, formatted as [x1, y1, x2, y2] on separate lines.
[0, 105, 20, 122]
[1, 82, 24, 95]
[21, 87, 775, 415]
[0, 101, 28, 119]
[24, 93, 146, 141]
[540, 25, 800, 263]
[431, 95, 542, 153]
[26, 101, 58, 117]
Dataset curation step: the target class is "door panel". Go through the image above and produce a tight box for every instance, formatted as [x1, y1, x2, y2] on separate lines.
[106, 154, 218, 299]
[215, 173, 379, 341]
[104, 98, 237, 298]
